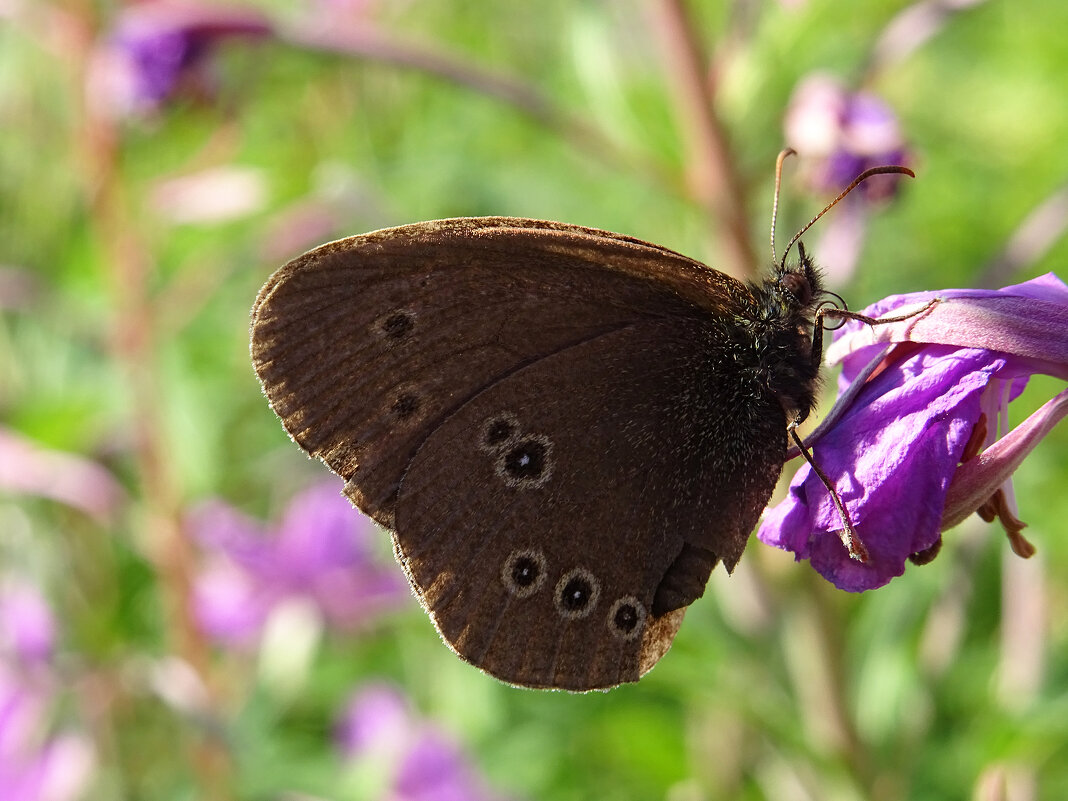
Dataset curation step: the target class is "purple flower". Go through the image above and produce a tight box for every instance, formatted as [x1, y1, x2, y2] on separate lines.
[758, 274, 1068, 591]
[0, 581, 56, 666]
[783, 75, 913, 279]
[785, 74, 909, 198]
[99, 1, 273, 114]
[190, 483, 408, 647]
[337, 684, 512, 801]
[0, 583, 95, 801]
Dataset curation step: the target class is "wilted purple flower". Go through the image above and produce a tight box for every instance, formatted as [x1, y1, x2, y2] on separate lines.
[97, 1, 273, 114]
[337, 684, 512, 801]
[759, 274, 1068, 591]
[190, 483, 408, 647]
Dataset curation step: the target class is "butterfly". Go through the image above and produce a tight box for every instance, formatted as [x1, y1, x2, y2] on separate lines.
[250, 155, 912, 690]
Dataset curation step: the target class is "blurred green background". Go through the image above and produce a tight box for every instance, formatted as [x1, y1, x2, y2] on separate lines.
[1, 1, 1066, 799]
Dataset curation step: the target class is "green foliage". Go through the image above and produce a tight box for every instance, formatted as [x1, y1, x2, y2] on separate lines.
[1, 1, 1066, 800]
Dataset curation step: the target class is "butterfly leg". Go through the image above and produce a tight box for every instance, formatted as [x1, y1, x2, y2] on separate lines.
[787, 420, 870, 563]
[794, 294, 940, 561]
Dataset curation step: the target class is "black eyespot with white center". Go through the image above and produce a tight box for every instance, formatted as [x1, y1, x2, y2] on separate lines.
[495, 435, 553, 488]
[501, 549, 547, 599]
[554, 568, 600, 620]
[607, 596, 646, 640]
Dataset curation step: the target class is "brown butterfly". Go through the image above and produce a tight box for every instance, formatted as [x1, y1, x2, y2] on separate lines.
[250, 158, 911, 691]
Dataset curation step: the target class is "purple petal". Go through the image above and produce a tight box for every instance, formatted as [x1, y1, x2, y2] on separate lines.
[0, 667, 46, 759]
[395, 730, 502, 801]
[273, 485, 408, 626]
[0, 582, 56, 666]
[762, 273, 1068, 590]
[274, 484, 370, 579]
[759, 346, 1008, 590]
[841, 93, 903, 156]
[943, 387, 1068, 530]
[784, 74, 848, 156]
[191, 560, 273, 647]
[191, 485, 408, 644]
[336, 683, 412, 759]
[824, 151, 868, 191]
[188, 500, 276, 575]
[3, 733, 95, 801]
[828, 276, 1068, 381]
[784, 74, 910, 198]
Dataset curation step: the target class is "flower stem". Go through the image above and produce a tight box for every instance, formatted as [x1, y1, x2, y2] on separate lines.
[68, 7, 233, 799]
[646, 0, 757, 278]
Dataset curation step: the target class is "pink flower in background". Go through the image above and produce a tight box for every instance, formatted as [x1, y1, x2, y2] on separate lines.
[784, 74, 912, 280]
[190, 483, 408, 648]
[759, 274, 1068, 591]
[0, 428, 126, 525]
[0, 581, 95, 801]
[0, 581, 56, 666]
[337, 684, 514, 801]
[785, 74, 909, 198]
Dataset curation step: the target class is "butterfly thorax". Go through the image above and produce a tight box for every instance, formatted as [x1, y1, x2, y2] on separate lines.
[740, 254, 825, 424]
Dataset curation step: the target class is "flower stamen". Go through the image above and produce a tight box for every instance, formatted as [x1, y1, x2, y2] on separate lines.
[960, 413, 988, 464]
[976, 488, 1035, 558]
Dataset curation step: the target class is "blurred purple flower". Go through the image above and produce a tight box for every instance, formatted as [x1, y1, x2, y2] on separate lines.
[785, 74, 909, 198]
[0, 581, 56, 666]
[759, 274, 1068, 591]
[190, 483, 408, 648]
[95, 1, 273, 114]
[784, 75, 912, 280]
[337, 684, 512, 801]
[0, 583, 95, 801]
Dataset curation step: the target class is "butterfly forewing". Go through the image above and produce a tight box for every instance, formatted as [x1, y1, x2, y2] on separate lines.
[251, 217, 788, 690]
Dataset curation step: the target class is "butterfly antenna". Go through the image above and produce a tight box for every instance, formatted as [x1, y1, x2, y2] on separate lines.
[770, 148, 797, 265]
[779, 164, 916, 271]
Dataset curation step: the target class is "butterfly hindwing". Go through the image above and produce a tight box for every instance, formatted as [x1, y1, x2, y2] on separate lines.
[392, 317, 786, 689]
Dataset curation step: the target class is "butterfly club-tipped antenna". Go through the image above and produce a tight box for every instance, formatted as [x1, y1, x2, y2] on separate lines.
[769, 147, 797, 266]
[779, 162, 916, 273]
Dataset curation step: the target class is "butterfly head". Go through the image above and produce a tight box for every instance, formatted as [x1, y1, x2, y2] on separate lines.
[775, 240, 823, 312]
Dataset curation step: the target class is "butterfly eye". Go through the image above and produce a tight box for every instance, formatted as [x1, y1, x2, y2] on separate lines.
[554, 568, 600, 619]
[501, 549, 547, 599]
[607, 597, 646, 640]
[495, 435, 553, 488]
[780, 272, 812, 306]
